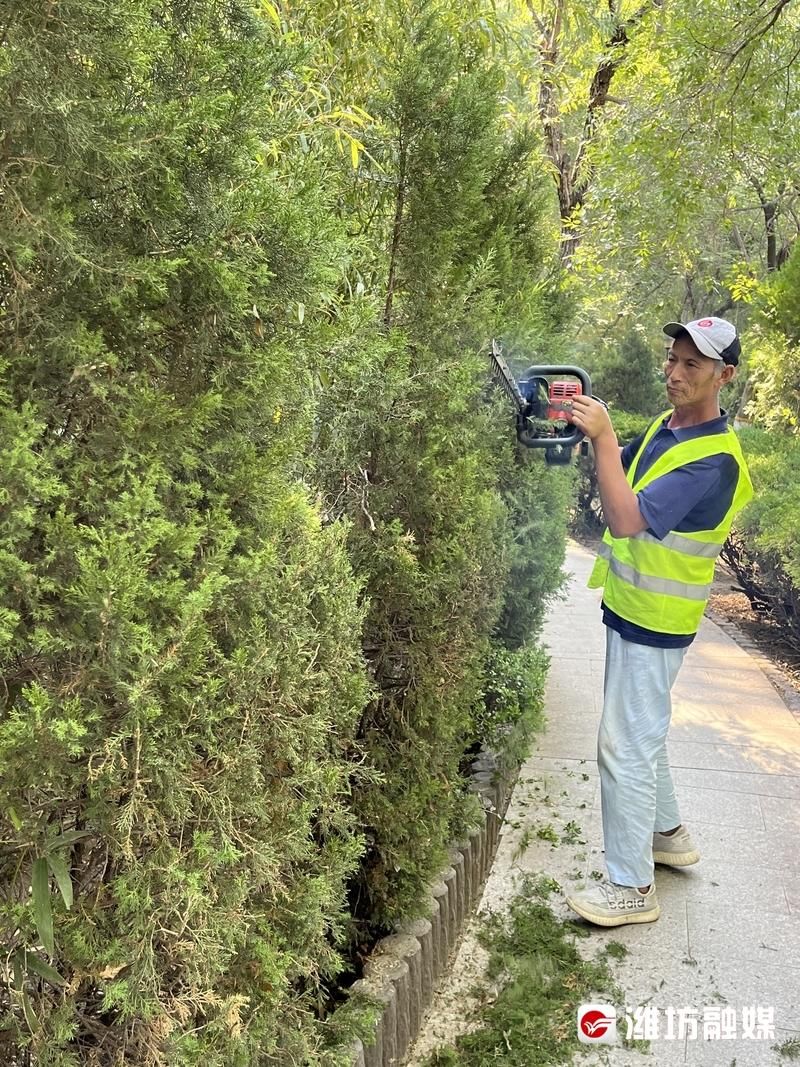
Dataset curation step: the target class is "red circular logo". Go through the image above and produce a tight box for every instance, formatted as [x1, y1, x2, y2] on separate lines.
[579, 1009, 613, 1039]
[697, 318, 714, 327]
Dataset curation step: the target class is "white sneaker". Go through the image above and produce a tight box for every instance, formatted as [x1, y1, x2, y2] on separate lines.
[653, 826, 700, 867]
[566, 880, 660, 927]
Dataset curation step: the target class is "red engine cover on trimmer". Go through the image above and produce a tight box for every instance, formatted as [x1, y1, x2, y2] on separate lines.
[547, 380, 582, 420]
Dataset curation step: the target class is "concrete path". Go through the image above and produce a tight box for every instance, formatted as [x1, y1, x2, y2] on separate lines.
[409, 541, 800, 1066]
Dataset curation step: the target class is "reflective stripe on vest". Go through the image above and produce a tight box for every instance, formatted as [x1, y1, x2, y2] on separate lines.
[588, 413, 753, 635]
[597, 531, 724, 560]
[606, 556, 711, 601]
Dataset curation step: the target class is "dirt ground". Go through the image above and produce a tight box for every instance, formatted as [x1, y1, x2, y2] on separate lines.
[707, 563, 800, 679]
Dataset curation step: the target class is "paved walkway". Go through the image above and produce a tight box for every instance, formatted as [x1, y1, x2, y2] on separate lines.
[410, 542, 800, 1066]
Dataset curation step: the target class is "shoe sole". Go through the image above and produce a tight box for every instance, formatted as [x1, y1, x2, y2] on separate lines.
[653, 849, 700, 867]
[565, 898, 661, 927]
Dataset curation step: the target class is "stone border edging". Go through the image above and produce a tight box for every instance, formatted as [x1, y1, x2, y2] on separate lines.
[706, 606, 800, 724]
[340, 748, 516, 1066]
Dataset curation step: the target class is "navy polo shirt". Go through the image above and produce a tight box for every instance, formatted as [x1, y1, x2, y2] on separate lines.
[602, 411, 739, 648]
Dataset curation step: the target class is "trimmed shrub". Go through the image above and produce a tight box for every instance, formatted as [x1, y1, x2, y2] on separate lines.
[473, 643, 549, 755]
[0, 4, 371, 1063]
[310, 5, 573, 930]
[0, 1, 573, 1063]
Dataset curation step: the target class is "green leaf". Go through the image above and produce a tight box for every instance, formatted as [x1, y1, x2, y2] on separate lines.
[15, 949, 66, 987]
[7, 805, 22, 831]
[47, 853, 74, 910]
[12, 954, 23, 992]
[258, 0, 281, 30]
[21, 990, 39, 1033]
[31, 857, 54, 956]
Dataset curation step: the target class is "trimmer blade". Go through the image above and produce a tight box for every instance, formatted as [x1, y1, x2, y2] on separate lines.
[488, 339, 526, 412]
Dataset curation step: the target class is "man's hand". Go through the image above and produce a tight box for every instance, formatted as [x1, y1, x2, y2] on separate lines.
[568, 395, 616, 444]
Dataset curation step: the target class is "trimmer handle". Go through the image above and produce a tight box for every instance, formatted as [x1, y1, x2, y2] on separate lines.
[517, 364, 592, 450]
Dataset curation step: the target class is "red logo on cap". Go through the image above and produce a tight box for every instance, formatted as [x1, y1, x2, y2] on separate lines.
[697, 318, 714, 327]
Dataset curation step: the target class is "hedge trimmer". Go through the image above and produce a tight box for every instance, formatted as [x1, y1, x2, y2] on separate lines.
[488, 338, 594, 465]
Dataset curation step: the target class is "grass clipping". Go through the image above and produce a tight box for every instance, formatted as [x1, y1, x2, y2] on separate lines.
[426, 877, 632, 1065]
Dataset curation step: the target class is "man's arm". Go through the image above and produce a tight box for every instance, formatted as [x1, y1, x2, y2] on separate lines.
[570, 397, 648, 539]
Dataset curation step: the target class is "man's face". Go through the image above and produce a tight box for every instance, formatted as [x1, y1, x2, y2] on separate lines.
[663, 336, 727, 408]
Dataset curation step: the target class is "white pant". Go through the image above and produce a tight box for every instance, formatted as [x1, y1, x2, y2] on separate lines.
[598, 626, 687, 886]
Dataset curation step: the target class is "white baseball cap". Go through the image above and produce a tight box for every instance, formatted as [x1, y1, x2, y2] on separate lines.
[663, 317, 741, 365]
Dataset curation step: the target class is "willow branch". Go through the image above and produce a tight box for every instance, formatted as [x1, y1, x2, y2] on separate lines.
[724, 0, 793, 69]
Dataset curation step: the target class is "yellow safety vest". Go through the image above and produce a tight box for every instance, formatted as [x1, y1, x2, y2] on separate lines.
[587, 411, 753, 635]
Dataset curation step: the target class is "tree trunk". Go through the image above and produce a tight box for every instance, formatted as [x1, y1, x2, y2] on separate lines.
[531, 0, 661, 267]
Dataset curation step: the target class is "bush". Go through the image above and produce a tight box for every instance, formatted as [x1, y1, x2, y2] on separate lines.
[586, 330, 665, 416]
[0, 1, 574, 1062]
[0, 4, 371, 1063]
[715, 242, 800, 651]
[494, 446, 576, 647]
[610, 410, 656, 442]
[473, 644, 549, 755]
[737, 236, 800, 433]
[311, 6, 573, 932]
[742, 321, 800, 433]
[722, 428, 800, 654]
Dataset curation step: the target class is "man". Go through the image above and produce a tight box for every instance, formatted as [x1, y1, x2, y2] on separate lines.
[563, 316, 753, 927]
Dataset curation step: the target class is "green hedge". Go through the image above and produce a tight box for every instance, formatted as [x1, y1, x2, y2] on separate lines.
[720, 230, 800, 650]
[310, 9, 574, 936]
[0, 4, 375, 1063]
[0, 3, 572, 1063]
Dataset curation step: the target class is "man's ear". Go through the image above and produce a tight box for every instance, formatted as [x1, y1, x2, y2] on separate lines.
[720, 364, 736, 386]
